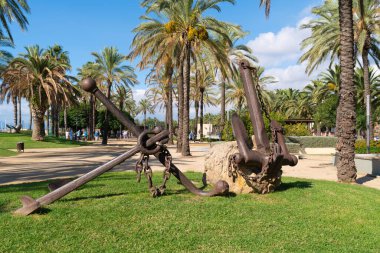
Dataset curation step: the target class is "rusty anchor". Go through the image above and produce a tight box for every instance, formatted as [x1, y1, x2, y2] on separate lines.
[228, 60, 298, 194]
[14, 78, 229, 216]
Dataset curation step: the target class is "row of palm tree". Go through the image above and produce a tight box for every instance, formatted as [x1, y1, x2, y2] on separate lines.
[130, 0, 258, 156]
[264, 0, 380, 182]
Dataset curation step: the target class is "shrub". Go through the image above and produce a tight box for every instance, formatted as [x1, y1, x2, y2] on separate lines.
[287, 136, 337, 148]
[355, 140, 380, 154]
[285, 143, 301, 154]
[283, 123, 311, 136]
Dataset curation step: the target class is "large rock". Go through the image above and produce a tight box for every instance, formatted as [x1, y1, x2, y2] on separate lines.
[204, 142, 254, 194]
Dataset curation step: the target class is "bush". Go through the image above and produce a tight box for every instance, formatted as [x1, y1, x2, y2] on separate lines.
[355, 140, 380, 154]
[283, 123, 311, 136]
[287, 136, 337, 148]
[285, 143, 301, 154]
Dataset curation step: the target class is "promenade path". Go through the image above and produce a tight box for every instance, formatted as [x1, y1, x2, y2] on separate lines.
[0, 140, 379, 190]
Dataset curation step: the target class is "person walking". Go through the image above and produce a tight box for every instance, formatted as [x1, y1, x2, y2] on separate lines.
[94, 130, 99, 141]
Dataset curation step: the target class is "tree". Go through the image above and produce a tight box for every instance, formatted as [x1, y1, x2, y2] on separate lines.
[77, 61, 103, 139]
[352, 0, 380, 139]
[92, 47, 138, 144]
[0, 0, 30, 43]
[45, 44, 72, 137]
[2, 45, 76, 140]
[134, 0, 236, 156]
[300, 0, 380, 140]
[336, 0, 357, 182]
[191, 68, 217, 140]
[137, 99, 154, 129]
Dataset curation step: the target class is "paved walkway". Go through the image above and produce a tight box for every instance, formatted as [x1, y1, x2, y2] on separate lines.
[0, 140, 379, 190]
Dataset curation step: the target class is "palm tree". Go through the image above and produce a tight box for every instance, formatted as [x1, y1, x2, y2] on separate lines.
[0, 0, 30, 43]
[134, 0, 236, 156]
[145, 67, 175, 144]
[45, 44, 72, 137]
[352, 0, 380, 140]
[336, 0, 357, 182]
[77, 61, 103, 139]
[2, 45, 76, 140]
[218, 28, 256, 134]
[92, 47, 138, 145]
[137, 99, 154, 129]
[191, 68, 217, 140]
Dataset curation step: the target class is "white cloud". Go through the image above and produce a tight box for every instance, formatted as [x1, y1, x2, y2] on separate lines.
[245, 14, 339, 90]
[247, 21, 310, 68]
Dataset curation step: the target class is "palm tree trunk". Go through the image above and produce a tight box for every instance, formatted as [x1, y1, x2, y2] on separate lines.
[182, 42, 191, 156]
[31, 104, 46, 141]
[64, 107, 67, 131]
[144, 111, 147, 129]
[12, 96, 18, 127]
[316, 122, 321, 136]
[92, 96, 96, 140]
[46, 108, 50, 136]
[194, 100, 199, 140]
[177, 51, 185, 153]
[362, 37, 373, 142]
[102, 81, 112, 145]
[200, 89, 204, 140]
[168, 82, 174, 145]
[18, 96, 22, 127]
[220, 80, 226, 135]
[336, 0, 357, 182]
[29, 102, 32, 130]
[89, 95, 94, 140]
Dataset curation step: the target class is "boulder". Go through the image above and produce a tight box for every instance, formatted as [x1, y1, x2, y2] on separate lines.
[204, 141, 283, 194]
[204, 141, 254, 194]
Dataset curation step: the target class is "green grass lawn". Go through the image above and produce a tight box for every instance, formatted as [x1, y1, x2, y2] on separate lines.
[1, 172, 379, 252]
[0, 132, 90, 157]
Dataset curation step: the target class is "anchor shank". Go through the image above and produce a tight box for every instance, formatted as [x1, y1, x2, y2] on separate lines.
[239, 60, 270, 153]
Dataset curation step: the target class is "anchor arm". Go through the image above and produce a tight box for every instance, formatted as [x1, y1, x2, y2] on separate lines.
[81, 78, 229, 197]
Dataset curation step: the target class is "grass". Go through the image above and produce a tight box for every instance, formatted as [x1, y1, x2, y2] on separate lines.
[0, 172, 379, 252]
[0, 132, 90, 157]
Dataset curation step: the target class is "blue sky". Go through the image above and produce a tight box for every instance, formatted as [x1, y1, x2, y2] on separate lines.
[0, 0, 323, 127]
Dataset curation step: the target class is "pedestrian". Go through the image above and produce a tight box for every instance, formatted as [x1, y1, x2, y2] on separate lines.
[94, 130, 99, 141]
[76, 129, 81, 141]
[189, 131, 194, 141]
[65, 130, 69, 140]
[83, 129, 88, 141]
[69, 129, 73, 141]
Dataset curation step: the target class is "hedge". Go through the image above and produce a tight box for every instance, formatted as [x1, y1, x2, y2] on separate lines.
[355, 140, 380, 154]
[285, 143, 301, 154]
[286, 136, 337, 148]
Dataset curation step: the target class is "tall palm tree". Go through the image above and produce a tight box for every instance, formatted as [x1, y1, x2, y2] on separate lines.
[0, 0, 30, 43]
[218, 28, 256, 134]
[191, 68, 217, 140]
[77, 61, 103, 139]
[336, 0, 357, 182]
[92, 47, 138, 145]
[353, 0, 380, 139]
[45, 44, 71, 137]
[134, 0, 236, 156]
[137, 99, 154, 129]
[2, 45, 76, 140]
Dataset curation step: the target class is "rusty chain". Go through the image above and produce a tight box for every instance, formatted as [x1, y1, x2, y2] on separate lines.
[135, 145, 174, 197]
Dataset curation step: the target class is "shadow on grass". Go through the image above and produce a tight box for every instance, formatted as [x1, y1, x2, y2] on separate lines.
[60, 193, 127, 202]
[276, 181, 313, 192]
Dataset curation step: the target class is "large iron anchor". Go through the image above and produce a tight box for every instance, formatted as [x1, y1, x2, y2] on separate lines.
[14, 78, 229, 216]
[229, 60, 298, 193]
